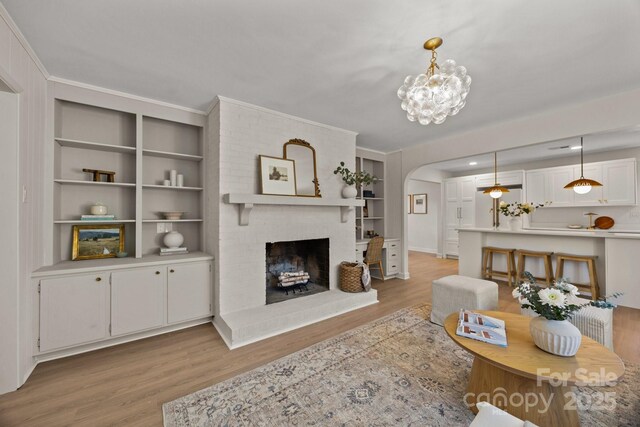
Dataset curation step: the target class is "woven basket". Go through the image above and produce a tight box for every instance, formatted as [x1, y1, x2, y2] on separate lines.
[339, 262, 364, 293]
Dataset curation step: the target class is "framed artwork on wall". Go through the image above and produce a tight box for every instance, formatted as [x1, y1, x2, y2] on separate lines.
[412, 194, 428, 214]
[72, 224, 125, 260]
[259, 155, 297, 196]
[408, 194, 413, 214]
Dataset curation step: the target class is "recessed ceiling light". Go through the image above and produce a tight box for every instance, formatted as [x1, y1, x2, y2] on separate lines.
[468, 161, 477, 166]
[570, 145, 582, 150]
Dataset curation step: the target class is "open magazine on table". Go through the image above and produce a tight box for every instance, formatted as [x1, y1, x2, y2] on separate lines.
[455, 309, 508, 347]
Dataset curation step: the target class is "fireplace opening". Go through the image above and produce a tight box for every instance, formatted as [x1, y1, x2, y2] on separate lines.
[265, 238, 330, 305]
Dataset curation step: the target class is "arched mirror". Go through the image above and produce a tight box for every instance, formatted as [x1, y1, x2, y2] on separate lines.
[283, 139, 321, 197]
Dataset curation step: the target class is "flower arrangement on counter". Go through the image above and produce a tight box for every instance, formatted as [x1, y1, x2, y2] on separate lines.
[512, 272, 621, 321]
[498, 201, 546, 217]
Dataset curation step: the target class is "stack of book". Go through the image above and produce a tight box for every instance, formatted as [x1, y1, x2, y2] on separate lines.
[159, 247, 189, 256]
[81, 214, 116, 221]
[455, 309, 508, 347]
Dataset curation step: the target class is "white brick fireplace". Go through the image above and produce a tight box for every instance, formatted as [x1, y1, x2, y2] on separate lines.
[206, 97, 378, 348]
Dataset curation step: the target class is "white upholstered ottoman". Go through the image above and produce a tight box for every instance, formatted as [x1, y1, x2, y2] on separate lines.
[430, 275, 499, 326]
[521, 302, 614, 350]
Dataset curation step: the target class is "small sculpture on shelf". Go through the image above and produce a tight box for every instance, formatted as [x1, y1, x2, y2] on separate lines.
[81, 203, 115, 222]
[160, 230, 188, 256]
[83, 168, 116, 183]
[164, 170, 185, 187]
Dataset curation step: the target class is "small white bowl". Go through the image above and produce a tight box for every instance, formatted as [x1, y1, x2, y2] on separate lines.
[162, 211, 186, 220]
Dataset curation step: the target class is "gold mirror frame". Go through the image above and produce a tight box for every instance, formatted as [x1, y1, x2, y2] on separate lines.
[283, 138, 321, 197]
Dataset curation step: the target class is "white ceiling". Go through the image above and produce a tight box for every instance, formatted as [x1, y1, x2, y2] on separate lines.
[3, 1, 640, 151]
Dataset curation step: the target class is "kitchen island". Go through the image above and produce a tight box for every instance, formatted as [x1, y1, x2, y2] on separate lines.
[458, 227, 640, 309]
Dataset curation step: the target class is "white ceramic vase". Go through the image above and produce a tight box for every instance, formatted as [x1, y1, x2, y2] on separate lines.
[342, 185, 358, 198]
[529, 316, 582, 357]
[163, 231, 184, 248]
[508, 216, 522, 231]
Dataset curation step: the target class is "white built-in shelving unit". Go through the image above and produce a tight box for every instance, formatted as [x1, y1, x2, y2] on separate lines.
[52, 99, 205, 263]
[355, 150, 386, 240]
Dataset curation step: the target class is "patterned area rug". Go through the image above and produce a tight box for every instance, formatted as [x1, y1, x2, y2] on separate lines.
[163, 305, 639, 426]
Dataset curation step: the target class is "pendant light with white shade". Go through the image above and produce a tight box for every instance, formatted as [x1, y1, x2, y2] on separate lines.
[564, 137, 603, 194]
[484, 152, 509, 198]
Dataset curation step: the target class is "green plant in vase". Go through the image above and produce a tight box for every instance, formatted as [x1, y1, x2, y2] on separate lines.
[334, 162, 377, 198]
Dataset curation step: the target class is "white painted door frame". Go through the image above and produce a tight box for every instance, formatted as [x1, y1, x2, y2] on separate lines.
[0, 67, 23, 394]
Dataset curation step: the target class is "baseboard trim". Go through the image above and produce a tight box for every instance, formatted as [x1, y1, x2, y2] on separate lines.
[408, 246, 438, 254]
[34, 317, 213, 364]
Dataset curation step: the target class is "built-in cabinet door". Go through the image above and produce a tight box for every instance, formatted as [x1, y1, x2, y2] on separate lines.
[167, 262, 212, 324]
[525, 170, 546, 203]
[111, 267, 165, 336]
[547, 167, 574, 207]
[603, 161, 636, 205]
[39, 273, 109, 352]
[572, 164, 603, 206]
[444, 180, 461, 256]
[459, 178, 476, 228]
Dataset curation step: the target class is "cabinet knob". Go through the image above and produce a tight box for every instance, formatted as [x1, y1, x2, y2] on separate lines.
[170, 269, 175, 273]
[95, 277, 102, 282]
[155, 271, 160, 275]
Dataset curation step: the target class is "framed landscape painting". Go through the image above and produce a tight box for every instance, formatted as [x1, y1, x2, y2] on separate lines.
[72, 224, 125, 260]
[412, 194, 427, 214]
[259, 155, 297, 196]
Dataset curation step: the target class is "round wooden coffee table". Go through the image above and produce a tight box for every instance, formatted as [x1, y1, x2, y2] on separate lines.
[444, 311, 625, 427]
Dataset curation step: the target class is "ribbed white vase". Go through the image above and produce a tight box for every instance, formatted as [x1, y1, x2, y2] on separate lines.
[529, 316, 582, 357]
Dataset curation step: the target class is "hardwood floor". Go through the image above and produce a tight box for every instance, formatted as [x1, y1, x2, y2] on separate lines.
[0, 251, 637, 426]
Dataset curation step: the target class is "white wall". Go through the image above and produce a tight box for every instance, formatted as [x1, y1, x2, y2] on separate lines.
[0, 6, 48, 393]
[407, 180, 440, 255]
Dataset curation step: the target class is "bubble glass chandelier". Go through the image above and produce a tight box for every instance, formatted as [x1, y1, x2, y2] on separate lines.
[397, 37, 471, 125]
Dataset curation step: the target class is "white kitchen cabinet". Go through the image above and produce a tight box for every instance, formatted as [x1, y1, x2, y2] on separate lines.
[572, 164, 603, 206]
[603, 160, 636, 205]
[444, 177, 476, 257]
[525, 158, 636, 208]
[547, 167, 574, 207]
[525, 170, 546, 203]
[39, 273, 109, 352]
[111, 267, 165, 336]
[167, 261, 212, 324]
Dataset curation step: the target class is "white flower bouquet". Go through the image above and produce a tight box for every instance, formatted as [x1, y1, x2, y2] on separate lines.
[513, 272, 620, 321]
[498, 201, 545, 217]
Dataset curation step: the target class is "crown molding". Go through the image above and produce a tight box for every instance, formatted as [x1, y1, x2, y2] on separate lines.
[0, 3, 49, 78]
[356, 146, 388, 155]
[215, 95, 359, 136]
[48, 76, 208, 115]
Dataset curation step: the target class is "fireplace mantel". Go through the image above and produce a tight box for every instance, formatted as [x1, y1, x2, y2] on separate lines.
[223, 193, 365, 225]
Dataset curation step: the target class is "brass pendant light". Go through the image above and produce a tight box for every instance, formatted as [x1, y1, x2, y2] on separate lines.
[484, 152, 509, 198]
[564, 137, 603, 194]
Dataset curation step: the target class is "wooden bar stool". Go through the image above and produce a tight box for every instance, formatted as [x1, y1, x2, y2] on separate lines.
[482, 246, 517, 287]
[516, 250, 554, 286]
[555, 253, 600, 300]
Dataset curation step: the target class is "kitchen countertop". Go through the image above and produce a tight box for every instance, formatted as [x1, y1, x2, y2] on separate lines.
[457, 227, 640, 239]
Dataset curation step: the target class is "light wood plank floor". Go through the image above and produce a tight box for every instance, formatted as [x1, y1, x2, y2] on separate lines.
[0, 252, 637, 426]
